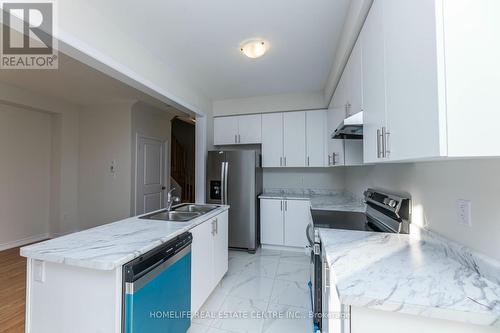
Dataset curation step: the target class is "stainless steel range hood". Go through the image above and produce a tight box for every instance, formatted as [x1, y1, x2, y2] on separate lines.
[332, 111, 363, 139]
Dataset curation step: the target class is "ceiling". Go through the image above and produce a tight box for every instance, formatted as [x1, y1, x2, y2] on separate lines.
[77, 0, 350, 100]
[0, 52, 187, 116]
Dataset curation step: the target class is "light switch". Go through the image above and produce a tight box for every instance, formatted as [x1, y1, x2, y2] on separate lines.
[33, 260, 45, 282]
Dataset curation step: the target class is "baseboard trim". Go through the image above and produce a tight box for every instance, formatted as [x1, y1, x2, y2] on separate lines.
[0, 233, 51, 251]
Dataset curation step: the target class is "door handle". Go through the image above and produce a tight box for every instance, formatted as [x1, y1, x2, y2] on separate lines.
[161, 186, 166, 190]
[382, 127, 390, 158]
[307, 156, 310, 166]
[280, 157, 283, 167]
[332, 153, 336, 166]
[283, 156, 287, 166]
[234, 134, 237, 144]
[377, 128, 382, 158]
[220, 163, 225, 204]
[285, 201, 287, 211]
[280, 200, 283, 211]
[214, 218, 218, 234]
[238, 134, 241, 143]
[223, 162, 229, 204]
[328, 154, 332, 166]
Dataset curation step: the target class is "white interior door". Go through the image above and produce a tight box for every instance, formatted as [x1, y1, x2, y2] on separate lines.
[136, 136, 165, 214]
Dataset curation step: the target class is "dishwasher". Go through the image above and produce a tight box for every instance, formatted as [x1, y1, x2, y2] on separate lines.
[123, 232, 192, 333]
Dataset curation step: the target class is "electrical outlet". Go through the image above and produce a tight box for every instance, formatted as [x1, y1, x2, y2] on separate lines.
[457, 199, 472, 227]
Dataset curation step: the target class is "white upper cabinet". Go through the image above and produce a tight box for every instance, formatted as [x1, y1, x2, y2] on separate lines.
[213, 114, 262, 145]
[327, 109, 346, 166]
[214, 116, 239, 145]
[361, 0, 388, 164]
[237, 114, 262, 144]
[262, 113, 284, 167]
[283, 111, 306, 167]
[347, 39, 363, 117]
[362, 0, 500, 162]
[331, 36, 363, 118]
[306, 110, 326, 167]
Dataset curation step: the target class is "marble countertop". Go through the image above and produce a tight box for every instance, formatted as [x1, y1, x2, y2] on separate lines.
[259, 189, 366, 213]
[319, 228, 500, 327]
[20, 206, 229, 271]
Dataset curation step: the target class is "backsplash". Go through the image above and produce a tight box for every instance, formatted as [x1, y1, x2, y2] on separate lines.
[414, 226, 500, 285]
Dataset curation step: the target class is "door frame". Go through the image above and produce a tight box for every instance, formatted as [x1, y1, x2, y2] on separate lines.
[134, 134, 169, 215]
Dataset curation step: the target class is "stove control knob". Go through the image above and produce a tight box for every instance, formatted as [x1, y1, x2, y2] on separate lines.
[388, 199, 397, 208]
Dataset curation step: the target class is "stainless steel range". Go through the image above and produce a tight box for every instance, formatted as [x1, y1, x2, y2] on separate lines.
[308, 188, 411, 332]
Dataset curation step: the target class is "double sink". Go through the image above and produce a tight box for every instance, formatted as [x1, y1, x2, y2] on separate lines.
[140, 203, 219, 222]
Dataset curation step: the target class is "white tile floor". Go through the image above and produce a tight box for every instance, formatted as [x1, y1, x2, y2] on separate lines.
[189, 248, 314, 333]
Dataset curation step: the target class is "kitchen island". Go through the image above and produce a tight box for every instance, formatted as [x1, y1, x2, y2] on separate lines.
[20, 205, 229, 333]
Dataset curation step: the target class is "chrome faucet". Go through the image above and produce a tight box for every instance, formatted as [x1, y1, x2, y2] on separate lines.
[166, 188, 181, 211]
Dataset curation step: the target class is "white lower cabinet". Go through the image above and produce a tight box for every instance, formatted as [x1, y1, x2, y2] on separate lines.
[191, 210, 228, 313]
[260, 198, 310, 248]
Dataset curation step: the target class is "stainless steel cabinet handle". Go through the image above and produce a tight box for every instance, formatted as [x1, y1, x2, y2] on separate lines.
[220, 162, 225, 204]
[234, 134, 237, 143]
[284, 156, 287, 166]
[211, 220, 216, 235]
[382, 127, 390, 157]
[332, 152, 337, 166]
[280, 200, 283, 211]
[238, 134, 241, 143]
[215, 218, 218, 234]
[285, 201, 287, 211]
[377, 128, 382, 158]
[328, 154, 332, 166]
[280, 157, 283, 167]
[307, 156, 310, 166]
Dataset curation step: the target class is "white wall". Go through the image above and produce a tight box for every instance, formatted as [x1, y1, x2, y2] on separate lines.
[130, 101, 175, 214]
[78, 102, 133, 230]
[212, 91, 326, 116]
[344, 160, 500, 261]
[0, 105, 52, 248]
[263, 168, 346, 190]
[0, 82, 81, 245]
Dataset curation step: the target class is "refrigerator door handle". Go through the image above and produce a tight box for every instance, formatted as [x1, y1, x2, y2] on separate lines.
[223, 162, 229, 205]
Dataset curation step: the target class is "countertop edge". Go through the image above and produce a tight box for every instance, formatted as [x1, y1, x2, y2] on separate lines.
[20, 206, 230, 271]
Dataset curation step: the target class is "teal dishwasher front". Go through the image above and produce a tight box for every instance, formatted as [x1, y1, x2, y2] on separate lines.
[123, 232, 192, 333]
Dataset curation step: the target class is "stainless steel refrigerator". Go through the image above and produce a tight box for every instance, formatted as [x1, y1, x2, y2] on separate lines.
[206, 150, 262, 252]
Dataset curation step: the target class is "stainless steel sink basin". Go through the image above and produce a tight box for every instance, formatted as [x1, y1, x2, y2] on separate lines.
[141, 211, 202, 222]
[173, 204, 218, 214]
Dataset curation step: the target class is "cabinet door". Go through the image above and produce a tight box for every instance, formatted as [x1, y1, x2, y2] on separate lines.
[348, 38, 363, 116]
[260, 199, 284, 245]
[214, 116, 239, 145]
[283, 111, 306, 167]
[262, 113, 283, 167]
[237, 114, 262, 144]
[383, 0, 441, 161]
[306, 110, 326, 167]
[362, 0, 387, 163]
[213, 210, 229, 284]
[283, 200, 311, 248]
[190, 220, 214, 313]
[326, 109, 346, 166]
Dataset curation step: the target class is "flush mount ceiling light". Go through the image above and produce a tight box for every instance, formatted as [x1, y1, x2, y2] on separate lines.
[240, 39, 268, 59]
